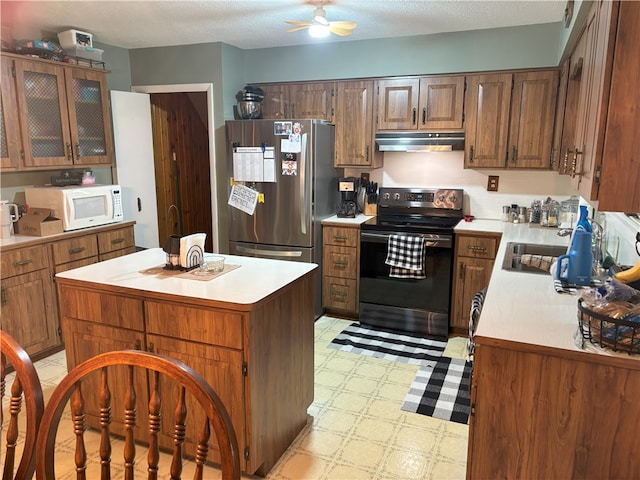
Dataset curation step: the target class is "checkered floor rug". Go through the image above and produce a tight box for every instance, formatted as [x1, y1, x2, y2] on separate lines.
[327, 322, 447, 365]
[401, 357, 473, 424]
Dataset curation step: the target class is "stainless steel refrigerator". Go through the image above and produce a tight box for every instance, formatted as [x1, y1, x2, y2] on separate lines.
[226, 119, 340, 318]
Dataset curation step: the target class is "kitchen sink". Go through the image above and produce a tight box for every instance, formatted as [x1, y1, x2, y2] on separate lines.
[501, 242, 568, 274]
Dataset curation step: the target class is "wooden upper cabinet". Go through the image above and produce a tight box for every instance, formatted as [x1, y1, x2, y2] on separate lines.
[375, 76, 464, 130]
[418, 76, 465, 129]
[334, 80, 382, 168]
[508, 70, 558, 169]
[255, 82, 334, 121]
[1, 57, 23, 170]
[289, 82, 334, 122]
[464, 73, 512, 168]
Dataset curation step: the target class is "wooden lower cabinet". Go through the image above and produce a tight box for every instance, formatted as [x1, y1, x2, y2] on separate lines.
[450, 232, 500, 332]
[58, 268, 315, 476]
[468, 340, 640, 479]
[322, 224, 360, 316]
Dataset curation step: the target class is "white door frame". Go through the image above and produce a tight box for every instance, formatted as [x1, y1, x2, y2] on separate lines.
[131, 83, 219, 253]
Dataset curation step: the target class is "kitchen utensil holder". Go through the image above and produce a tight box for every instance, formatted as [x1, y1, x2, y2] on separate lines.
[577, 298, 640, 355]
[364, 200, 377, 216]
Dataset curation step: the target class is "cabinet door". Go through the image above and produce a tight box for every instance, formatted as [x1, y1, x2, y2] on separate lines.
[64, 67, 113, 165]
[148, 334, 246, 469]
[334, 80, 380, 167]
[14, 58, 73, 168]
[1, 57, 22, 170]
[289, 82, 334, 121]
[1, 269, 59, 356]
[508, 70, 558, 169]
[464, 73, 512, 168]
[257, 84, 288, 119]
[375, 78, 419, 130]
[418, 76, 465, 130]
[451, 256, 493, 330]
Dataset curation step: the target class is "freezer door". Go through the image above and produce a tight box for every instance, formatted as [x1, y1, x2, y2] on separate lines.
[227, 120, 334, 248]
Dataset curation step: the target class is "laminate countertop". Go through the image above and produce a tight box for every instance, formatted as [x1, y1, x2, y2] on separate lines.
[456, 219, 640, 361]
[55, 247, 317, 308]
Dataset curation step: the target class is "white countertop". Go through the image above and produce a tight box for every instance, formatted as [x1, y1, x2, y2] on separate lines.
[322, 214, 374, 225]
[55, 248, 317, 305]
[464, 221, 640, 362]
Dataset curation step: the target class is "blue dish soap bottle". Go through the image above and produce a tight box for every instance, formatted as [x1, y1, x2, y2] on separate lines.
[575, 205, 592, 233]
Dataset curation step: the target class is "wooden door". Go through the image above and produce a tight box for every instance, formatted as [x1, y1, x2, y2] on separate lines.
[14, 58, 73, 168]
[464, 73, 512, 168]
[64, 66, 113, 165]
[452, 257, 493, 330]
[375, 78, 419, 130]
[418, 76, 465, 130]
[257, 84, 289, 119]
[0, 57, 22, 170]
[289, 82, 334, 121]
[150, 92, 212, 252]
[508, 70, 558, 169]
[0, 269, 58, 357]
[334, 80, 379, 167]
[557, 56, 581, 175]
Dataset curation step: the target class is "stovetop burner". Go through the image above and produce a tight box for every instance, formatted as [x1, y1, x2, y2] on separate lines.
[361, 187, 464, 233]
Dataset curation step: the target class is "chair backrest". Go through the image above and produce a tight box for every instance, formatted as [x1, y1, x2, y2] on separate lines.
[35, 350, 241, 480]
[1, 331, 45, 480]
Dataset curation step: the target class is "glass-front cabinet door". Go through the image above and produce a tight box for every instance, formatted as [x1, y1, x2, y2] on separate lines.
[65, 68, 113, 165]
[0, 57, 22, 170]
[14, 58, 73, 168]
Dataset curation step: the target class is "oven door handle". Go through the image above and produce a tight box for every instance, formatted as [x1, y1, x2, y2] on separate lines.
[360, 232, 452, 248]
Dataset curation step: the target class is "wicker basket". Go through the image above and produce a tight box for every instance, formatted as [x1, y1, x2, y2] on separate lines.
[577, 298, 640, 354]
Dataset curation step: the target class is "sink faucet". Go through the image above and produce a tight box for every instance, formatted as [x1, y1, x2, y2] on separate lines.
[590, 219, 605, 275]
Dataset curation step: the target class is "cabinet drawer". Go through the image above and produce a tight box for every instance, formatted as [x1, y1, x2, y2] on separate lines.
[1, 245, 49, 278]
[456, 236, 498, 259]
[100, 246, 136, 262]
[145, 302, 243, 350]
[54, 256, 99, 274]
[323, 245, 357, 279]
[51, 235, 98, 265]
[323, 226, 359, 247]
[322, 276, 357, 312]
[98, 227, 135, 254]
[58, 287, 144, 331]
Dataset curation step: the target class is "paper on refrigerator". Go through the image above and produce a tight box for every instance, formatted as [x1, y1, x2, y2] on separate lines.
[228, 184, 259, 215]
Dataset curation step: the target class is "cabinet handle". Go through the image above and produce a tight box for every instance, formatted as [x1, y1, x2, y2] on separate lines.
[563, 148, 572, 174]
[111, 238, 125, 245]
[1, 286, 6, 306]
[135, 339, 141, 350]
[75, 143, 81, 158]
[148, 342, 155, 353]
[467, 245, 487, 253]
[459, 261, 465, 279]
[570, 148, 583, 178]
[469, 145, 474, 164]
[422, 107, 426, 125]
[333, 235, 348, 241]
[412, 108, 417, 125]
[333, 260, 348, 267]
[69, 247, 86, 254]
[366, 144, 369, 161]
[66, 142, 73, 161]
[13, 259, 32, 267]
[511, 145, 517, 163]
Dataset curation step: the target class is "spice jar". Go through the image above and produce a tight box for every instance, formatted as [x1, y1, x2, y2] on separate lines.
[502, 205, 511, 222]
[518, 206, 527, 223]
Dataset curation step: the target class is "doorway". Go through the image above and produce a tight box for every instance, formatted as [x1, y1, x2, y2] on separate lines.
[132, 84, 218, 253]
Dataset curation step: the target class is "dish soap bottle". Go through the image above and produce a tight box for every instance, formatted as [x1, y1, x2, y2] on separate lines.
[575, 205, 592, 233]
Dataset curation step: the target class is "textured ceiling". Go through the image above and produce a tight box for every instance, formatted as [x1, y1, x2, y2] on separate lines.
[2, 0, 568, 50]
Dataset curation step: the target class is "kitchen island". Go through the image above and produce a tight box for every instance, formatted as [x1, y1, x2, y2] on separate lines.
[457, 221, 640, 479]
[55, 248, 316, 476]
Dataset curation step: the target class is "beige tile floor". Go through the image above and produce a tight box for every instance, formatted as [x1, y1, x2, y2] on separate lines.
[2, 315, 468, 479]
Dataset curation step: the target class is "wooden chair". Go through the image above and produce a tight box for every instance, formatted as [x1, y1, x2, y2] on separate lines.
[35, 350, 241, 480]
[1, 331, 45, 480]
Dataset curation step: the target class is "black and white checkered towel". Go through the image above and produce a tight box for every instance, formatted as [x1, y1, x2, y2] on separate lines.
[385, 234, 426, 278]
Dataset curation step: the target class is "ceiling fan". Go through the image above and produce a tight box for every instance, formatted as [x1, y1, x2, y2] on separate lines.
[285, 3, 357, 38]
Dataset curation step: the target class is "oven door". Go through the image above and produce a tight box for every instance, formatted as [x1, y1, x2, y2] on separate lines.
[359, 230, 453, 337]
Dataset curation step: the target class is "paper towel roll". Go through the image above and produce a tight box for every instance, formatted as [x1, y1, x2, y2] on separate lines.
[180, 233, 206, 268]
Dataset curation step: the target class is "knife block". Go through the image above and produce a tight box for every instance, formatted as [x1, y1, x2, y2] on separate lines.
[364, 199, 377, 216]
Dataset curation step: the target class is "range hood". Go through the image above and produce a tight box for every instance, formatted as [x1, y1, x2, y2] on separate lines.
[375, 131, 465, 152]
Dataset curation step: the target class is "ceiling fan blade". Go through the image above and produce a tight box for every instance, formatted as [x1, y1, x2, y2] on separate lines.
[285, 21, 312, 26]
[328, 20, 357, 30]
[329, 25, 355, 36]
[286, 25, 311, 33]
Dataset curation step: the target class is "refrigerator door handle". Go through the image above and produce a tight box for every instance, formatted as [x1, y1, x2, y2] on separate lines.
[300, 132, 308, 235]
[235, 245, 303, 258]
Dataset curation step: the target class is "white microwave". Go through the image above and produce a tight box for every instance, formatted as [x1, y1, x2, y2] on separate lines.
[24, 184, 123, 231]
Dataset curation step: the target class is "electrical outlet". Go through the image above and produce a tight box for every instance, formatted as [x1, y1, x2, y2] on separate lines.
[360, 172, 370, 186]
[487, 175, 499, 192]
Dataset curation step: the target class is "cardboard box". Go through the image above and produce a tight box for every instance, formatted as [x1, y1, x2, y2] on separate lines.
[18, 208, 63, 237]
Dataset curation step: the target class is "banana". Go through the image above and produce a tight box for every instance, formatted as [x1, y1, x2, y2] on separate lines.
[613, 258, 640, 283]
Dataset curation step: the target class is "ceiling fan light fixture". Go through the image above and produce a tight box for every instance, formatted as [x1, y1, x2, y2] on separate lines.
[312, 7, 328, 24]
[309, 23, 330, 37]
